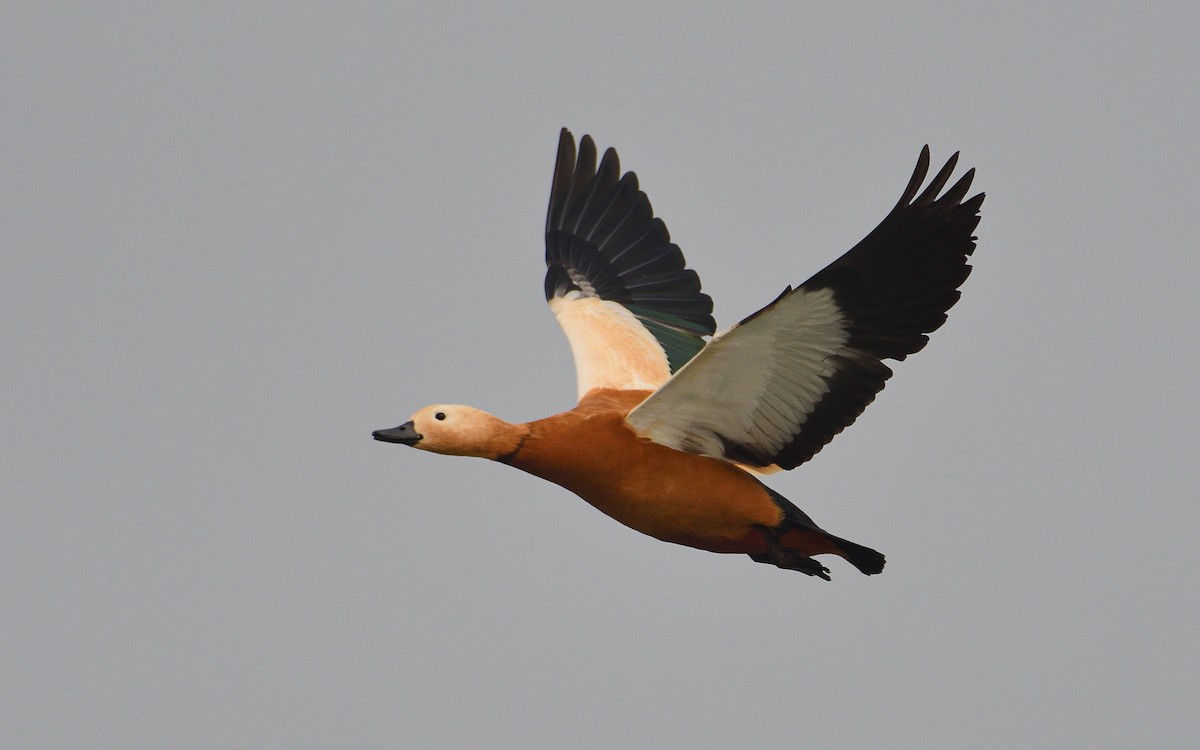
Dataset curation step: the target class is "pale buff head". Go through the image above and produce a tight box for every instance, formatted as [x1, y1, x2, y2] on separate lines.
[373, 404, 523, 460]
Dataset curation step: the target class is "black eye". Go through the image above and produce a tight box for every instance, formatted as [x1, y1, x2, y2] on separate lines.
[435, 412, 446, 421]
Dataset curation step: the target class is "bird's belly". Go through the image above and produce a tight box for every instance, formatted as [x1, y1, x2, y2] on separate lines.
[583, 483, 772, 553]
[518, 447, 780, 553]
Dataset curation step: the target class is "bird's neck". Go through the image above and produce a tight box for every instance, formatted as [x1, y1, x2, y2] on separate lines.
[477, 417, 531, 463]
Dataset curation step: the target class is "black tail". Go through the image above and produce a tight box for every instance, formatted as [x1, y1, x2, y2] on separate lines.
[831, 536, 886, 576]
[761, 484, 886, 577]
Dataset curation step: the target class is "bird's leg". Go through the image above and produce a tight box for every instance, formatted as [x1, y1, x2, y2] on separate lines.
[749, 526, 832, 580]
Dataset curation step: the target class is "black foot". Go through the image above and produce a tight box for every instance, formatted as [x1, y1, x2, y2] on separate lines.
[748, 549, 832, 581]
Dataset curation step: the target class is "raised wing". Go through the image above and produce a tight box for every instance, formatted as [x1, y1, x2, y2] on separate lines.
[626, 146, 984, 470]
[545, 129, 716, 400]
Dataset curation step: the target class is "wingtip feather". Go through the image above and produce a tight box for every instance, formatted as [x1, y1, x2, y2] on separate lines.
[897, 146, 932, 208]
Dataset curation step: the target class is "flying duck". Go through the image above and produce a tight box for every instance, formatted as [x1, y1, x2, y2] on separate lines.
[374, 129, 983, 580]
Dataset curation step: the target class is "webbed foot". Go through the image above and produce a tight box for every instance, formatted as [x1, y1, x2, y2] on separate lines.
[748, 547, 832, 580]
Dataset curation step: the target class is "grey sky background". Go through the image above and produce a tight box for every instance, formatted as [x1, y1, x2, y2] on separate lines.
[4, 3, 1198, 748]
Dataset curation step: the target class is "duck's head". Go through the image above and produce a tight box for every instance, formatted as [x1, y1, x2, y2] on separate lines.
[373, 404, 519, 459]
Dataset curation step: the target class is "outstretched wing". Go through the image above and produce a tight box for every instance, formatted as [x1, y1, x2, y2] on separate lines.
[545, 129, 716, 401]
[626, 146, 984, 470]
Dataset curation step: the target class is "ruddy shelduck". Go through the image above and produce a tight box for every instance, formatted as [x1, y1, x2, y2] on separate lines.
[375, 130, 983, 580]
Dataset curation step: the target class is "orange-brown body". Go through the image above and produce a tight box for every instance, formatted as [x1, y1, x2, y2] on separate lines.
[507, 389, 838, 559]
